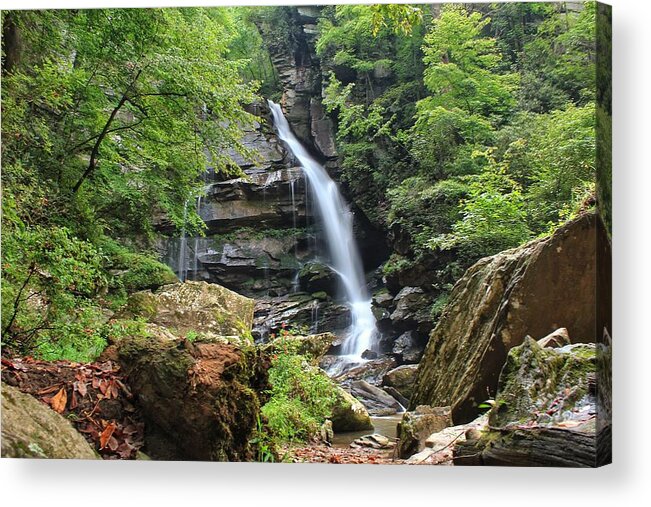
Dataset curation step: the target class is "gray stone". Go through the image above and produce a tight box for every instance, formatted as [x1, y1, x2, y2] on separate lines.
[397, 405, 452, 459]
[392, 331, 425, 364]
[332, 356, 397, 387]
[350, 433, 394, 450]
[310, 99, 337, 158]
[1, 383, 98, 459]
[350, 380, 403, 416]
[382, 364, 419, 401]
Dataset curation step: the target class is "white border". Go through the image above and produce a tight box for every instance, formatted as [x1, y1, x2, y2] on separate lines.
[1, 1, 650, 505]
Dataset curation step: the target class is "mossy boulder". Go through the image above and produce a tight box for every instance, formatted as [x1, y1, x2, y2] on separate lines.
[269, 332, 336, 364]
[454, 337, 607, 467]
[1, 383, 98, 459]
[118, 281, 255, 338]
[331, 386, 373, 433]
[116, 333, 269, 461]
[489, 337, 597, 428]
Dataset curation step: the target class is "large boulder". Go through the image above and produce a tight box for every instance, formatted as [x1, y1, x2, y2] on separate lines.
[1, 383, 98, 459]
[397, 405, 452, 459]
[116, 333, 269, 461]
[120, 281, 255, 340]
[391, 331, 426, 364]
[331, 386, 373, 433]
[382, 364, 419, 401]
[389, 286, 434, 335]
[454, 337, 610, 467]
[411, 213, 600, 423]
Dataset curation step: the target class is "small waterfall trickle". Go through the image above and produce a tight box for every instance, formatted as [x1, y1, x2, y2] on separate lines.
[268, 100, 377, 362]
[178, 201, 189, 282]
[191, 194, 203, 280]
[289, 177, 297, 231]
[310, 299, 320, 334]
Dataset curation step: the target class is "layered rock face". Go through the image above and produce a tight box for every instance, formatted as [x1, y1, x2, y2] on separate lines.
[410, 213, 600, 423]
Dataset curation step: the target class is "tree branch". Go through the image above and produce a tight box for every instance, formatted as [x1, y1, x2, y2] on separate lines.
[2, 262, 37, 337]
[72, 69, 143, 193]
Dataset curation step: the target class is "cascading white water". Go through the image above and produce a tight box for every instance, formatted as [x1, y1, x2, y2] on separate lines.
[268, 100, 377, 361]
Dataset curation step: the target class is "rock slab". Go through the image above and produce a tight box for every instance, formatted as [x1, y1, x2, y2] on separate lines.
[1, 383, 98, 459]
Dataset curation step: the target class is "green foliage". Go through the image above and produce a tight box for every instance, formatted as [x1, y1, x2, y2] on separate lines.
[387, 177, 469, 257]
[421, 5, 518, 121]
[261, 335, 337, 443]
[429, 159, 532, 259]
[2, 8, 257, 241]
[499, 104, 596, 232]
[517, 2, 596, 112]
[1, 218, 108, 358]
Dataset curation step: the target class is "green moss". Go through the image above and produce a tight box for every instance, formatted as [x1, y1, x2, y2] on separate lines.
[124, 292, 159, 320]
[489, 338, 596, 428]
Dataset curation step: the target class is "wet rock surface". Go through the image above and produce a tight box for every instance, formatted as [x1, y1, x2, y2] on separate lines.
[453, 337, 610, 467]
[253, 294, 351, 341]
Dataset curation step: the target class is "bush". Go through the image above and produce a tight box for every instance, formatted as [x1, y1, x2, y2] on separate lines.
[387, 177, 469, 257]
[98, 238, 178, 306]
[429, 168, 532, 260]
[261, 335, 337, 443]
[1, 223, 110, 358]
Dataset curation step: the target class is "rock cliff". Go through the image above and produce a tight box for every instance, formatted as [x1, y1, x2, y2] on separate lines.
[410, 212, 601, 423]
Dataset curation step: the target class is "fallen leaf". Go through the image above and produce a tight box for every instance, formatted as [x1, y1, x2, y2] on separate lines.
[107, 435, 119, 451]
[556, 420, 582, 428]
[36, 384, 62, 396]
[50, 388, 67, 413]
[69, 391, 78, 410]
[99, 422, 117, 449]
[74, 380, 88, 397]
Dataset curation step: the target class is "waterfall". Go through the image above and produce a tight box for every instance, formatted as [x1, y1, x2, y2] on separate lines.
[268, 100, 377, 361]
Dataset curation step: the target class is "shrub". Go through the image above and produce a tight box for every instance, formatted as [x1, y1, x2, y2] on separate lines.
[1, 224, 109, 358]
[261, 335, 337, 443]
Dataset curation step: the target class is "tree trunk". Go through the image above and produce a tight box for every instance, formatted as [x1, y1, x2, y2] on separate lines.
[2, 12, 21, 75]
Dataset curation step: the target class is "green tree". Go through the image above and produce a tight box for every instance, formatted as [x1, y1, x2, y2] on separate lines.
[420, 5, 518, 120]
[2, 8, 257, 238]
